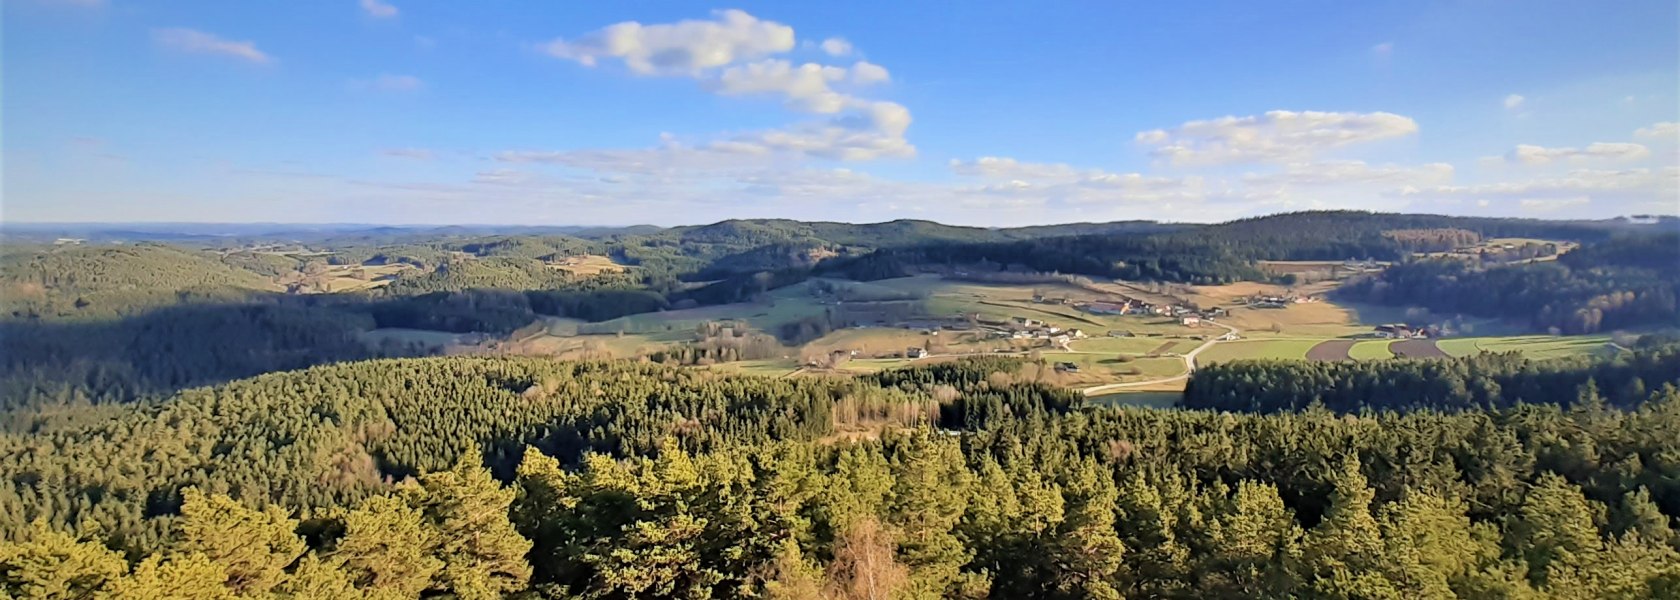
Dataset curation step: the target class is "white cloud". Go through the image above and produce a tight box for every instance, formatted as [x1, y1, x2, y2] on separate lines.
[541, 9, 795, 75]
[538, 11, 910, 162]
[381, 148, 433, 160]
[950, 157, 1084, 181]
[1503, 142, 1650, 165]
[360, 0, 398, 18]
[1134, 110, 1419, 165]
[705, 60, 888, 113]
[820, 37, 853, 57]
[1371, 42, 1393, 57]
[850, 61, 890, 85]
[1519, 197, 1591, 212]
[1503, 94, 1525, 110]
[1392, 168, 1678, 206]
[1635, 121, 1678, 140]
[354, 74, 425, 92]
[152, 28, 273, 64]
[716, 102, 914, 162]
[1243, 160, 1455, 187]
[950, 156, 1207, 206]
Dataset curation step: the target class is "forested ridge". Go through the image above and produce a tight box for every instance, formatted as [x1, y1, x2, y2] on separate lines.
[1184, 342, 1680, 413]
[822, 211, 1654, 285]
[1338, 232, 1680, 333]
[3, 357, 1678, 598]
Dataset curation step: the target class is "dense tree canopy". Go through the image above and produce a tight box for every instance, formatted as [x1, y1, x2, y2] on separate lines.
[1338, 233, 1680, 333]
[3, 357, 1677, 598]
[1184, 344, 1680, 413]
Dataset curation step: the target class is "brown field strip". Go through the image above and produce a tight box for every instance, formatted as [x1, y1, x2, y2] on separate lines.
[1147, 341, 1177, 355]
[1305, 340, 1356, 361]
[1391, 339, 1447, 358]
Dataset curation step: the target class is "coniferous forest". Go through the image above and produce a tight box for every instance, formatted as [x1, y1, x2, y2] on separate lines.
[2, 356, 1678, 599]
[2, 212, 1678, 598]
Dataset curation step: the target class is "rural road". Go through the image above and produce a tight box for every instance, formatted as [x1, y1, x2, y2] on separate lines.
[1079, 319, 1239, 396]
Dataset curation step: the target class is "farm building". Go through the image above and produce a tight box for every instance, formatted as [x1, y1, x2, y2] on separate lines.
[905, 347, 929, 359]
[1080, 301, 1128, 315]
[1373, 324, 1428, 339]
[1180, 316, 1202, 326]
[1054, 362, 1080, 373]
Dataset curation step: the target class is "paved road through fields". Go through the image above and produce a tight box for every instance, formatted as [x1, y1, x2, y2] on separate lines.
[1080, 319, 1239, 396]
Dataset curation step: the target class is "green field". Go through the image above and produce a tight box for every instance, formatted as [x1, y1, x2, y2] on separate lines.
[1347, 340, 1395, 360]
[1037, 353, 1185, 381]
[703, 358, 801, 377]
[1068, 336, 1188, 355]
[1087, 390, 1181, 409]
[1197, 339, 1323, 363]
[1436, 335, 1613, 359]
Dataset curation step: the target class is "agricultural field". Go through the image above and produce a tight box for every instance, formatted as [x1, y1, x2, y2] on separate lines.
[1087, 390, 1182, 409]
[702, 358, 802, 377]
[1069, 336, 1196, 355]
[1198, 339, 1324, 363]
[1177, 281, 1372, 338]
[1347, 340, 1395, 360]
[280, 263, 413, 293]
[546, 254, 628, 276]
[1029, 353, 1186, 385]
[1436, 335, 1614, 359]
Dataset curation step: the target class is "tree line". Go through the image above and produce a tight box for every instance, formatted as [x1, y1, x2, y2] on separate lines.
[1183, 342, 1680, 413]
[1337, 233, 1680, 334]
[3, 356, 1677, 598]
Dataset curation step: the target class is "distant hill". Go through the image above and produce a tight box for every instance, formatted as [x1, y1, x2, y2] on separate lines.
[0, 244, 277, 319]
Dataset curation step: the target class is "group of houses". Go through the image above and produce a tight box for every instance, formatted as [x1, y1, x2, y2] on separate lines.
[1372, 323, 1431, 339]
[1073, 298, 1225, 328]
[1246, 294, 1320, 309]
[985, 316, 1088, 346]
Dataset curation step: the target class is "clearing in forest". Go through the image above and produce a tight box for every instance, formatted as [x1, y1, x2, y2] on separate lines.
[547, 254, 627, 276]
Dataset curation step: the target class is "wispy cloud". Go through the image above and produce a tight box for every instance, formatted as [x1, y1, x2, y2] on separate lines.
[1135, 110, 1418, 165]
[360, 0, 398, 19]
[152, 28, 273, 64]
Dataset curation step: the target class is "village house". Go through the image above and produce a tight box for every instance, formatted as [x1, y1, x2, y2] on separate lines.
[1180, 315, 1202, 326]
[1080, 301, 1128, 315]
[905, 347, 929, 359]
[1373, 324, 1428, 339]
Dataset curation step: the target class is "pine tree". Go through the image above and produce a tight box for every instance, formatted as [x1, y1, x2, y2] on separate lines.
[0, 521, 128, 599]
[334, 493, 442, 599]
[109, 552, 233, 600]
[1301, 456, 1401, 598]
[1204, 480, 1300, 598]
[174, 487, 305, 595]
[416, 456, 534, 599]
[1047, 458, 1124, 600]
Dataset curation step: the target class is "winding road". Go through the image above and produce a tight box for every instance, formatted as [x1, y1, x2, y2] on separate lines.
[1079, 319, 1239, 396]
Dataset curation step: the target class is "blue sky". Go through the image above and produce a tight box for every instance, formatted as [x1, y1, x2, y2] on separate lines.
[5, 0, 1677, 226]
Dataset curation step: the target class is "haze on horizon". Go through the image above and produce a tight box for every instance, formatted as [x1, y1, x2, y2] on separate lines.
[4, 0, 1678, 227]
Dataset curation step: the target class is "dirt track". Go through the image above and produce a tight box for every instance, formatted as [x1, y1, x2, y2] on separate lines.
[1305, 340, 1355, 361]
[1391, 339, 1447, 358]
